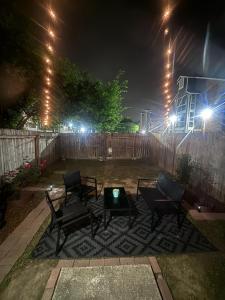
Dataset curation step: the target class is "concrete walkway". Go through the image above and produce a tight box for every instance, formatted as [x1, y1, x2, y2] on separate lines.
[42, 257, 173, 300]
[53, 265, 162, 300]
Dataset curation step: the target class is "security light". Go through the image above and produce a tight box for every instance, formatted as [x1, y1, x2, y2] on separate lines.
[80, 127, 86, 133]
[200, 108, 213, 120]
[169, 114, 177, 124]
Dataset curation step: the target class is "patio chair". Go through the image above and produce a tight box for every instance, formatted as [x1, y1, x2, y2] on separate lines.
[63, 170, 97, 205]
[137, 173, 185, 231]
[45, 191, 95, 254]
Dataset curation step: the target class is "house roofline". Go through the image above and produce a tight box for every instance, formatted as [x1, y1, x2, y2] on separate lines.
[177, 75, 225, 82]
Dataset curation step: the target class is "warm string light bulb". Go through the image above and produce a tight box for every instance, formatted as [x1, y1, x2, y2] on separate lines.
[47, 44, 53, 53]
[164, 28, 169, 35]
[48, 28, 55, 38]
[47, 68, 53, 74]
[49, 8, 56, 20]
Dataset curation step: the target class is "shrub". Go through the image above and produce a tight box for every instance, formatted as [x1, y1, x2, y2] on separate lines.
[13, 165, 41, 187]
[176, 154, 193, 185]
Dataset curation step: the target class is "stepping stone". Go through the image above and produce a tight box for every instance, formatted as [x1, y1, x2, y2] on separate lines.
[52, 265, 162, 300]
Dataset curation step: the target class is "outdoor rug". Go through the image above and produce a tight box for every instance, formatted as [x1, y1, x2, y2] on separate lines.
[32, 196, 216, 258]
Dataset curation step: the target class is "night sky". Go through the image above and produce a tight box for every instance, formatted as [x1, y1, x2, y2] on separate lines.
[30, 0, 225, 120]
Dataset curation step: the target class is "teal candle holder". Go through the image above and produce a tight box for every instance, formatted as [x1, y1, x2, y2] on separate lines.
[112, 188, 120, 198]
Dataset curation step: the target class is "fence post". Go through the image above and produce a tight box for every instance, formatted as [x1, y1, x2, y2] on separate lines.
[34, 135, 40, 167]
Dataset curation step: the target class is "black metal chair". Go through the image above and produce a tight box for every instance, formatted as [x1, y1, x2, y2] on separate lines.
[137, 173, 185, 231]
[45, 191, 95, 254]
[63, 171, 98, 205]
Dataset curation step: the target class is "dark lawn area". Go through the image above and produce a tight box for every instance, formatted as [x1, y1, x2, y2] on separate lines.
[0, 190, 44, 245]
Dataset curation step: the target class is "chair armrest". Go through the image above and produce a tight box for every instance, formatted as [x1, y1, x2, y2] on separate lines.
[48, 195, 66, 202]
[137, 178, 153, 189]
[138, 178, 151, 181]
[81, 176, 97, 186]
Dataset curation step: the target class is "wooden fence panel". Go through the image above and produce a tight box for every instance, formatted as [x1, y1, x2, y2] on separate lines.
[59, 133, 161, 161]
[154, 132, 225, 203]
[0, 129, 59, 176]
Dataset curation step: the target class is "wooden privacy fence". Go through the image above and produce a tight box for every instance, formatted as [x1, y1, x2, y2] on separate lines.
[0, 131, 161, 177]
[0, 129, 59, 176]
[59, 133, 161, 161]
[155, 132, 225, 203]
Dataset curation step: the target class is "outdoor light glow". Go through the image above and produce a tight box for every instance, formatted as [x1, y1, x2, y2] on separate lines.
[164, 28, 169, 35]
[167, 48, 172, 55]
[47, 68, 53, 74]
[48, 8, 56, 20]
[45, 57, 51, 64]
[48, 29, 55, 38]
[200, 108, 213, 120]
[80, 127, 86, 133]
[163, 8, 171, 21]
[164, 89, 168, 94]
[141, 129, 146, 134]
[169, 115, 178, 124]
[164, 82, 169, 87]
[47, 81, 51, 86]
[47, 44, 53, 53]
[69, 122, 73, 128]
[166, 63, 170, 69]
[44, 89, 49, 94]
[166, 95, 171, 99]
[166, 73, 171, 78]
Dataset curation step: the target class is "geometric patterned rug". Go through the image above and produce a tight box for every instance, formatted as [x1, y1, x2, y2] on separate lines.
[32, 195, 216, 259]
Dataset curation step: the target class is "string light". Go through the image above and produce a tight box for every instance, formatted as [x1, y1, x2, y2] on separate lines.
[42, 3, 58, 127]
[163, 8, 171, 21]
[164, 82, 169, 87]
[45, 57, 51, 64]
[167, 48, 172, 55]
[161, 2, 174, 122]
[47, 68, 53, 74]
[164, 28, 169, 35]
[48, 8, 56, 20]
[48, 28, 55, 38]
[47, 44, 54, 53]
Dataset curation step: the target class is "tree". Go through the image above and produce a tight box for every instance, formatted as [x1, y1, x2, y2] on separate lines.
[116, 117, 139, 133]
[55, 59, 128, 132]
[0, 1, 42, 129]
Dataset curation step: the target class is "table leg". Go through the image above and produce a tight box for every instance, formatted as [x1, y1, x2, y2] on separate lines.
[104, 209, 106, 230]
[129, 207, 131, 228]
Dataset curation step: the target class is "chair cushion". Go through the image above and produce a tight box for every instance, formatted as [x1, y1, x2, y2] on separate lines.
[139, 187, 166, 210]
[158, 173, 184, 202]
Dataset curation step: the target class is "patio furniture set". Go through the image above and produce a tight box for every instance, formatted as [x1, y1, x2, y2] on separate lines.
[45, 170, 185, 254]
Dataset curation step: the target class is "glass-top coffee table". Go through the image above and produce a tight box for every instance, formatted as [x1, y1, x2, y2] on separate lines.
[103, 187, 132, 230]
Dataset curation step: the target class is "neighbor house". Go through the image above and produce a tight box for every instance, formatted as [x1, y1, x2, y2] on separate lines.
[171, 76, 225, 133]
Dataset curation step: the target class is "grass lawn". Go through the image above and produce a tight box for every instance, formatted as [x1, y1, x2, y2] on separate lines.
[0, 217, 58, 300]
[157, 219, 225, 300]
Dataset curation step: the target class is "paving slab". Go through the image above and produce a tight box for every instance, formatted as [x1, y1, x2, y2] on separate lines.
[52, 265, 162, 300]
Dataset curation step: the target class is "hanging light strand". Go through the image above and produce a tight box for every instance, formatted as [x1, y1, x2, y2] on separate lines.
[162, 3, 173, 120]
[42, 4, 57, 127]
